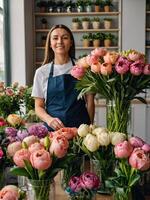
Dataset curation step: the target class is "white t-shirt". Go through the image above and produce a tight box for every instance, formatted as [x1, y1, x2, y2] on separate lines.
[31, 60, 74, 101]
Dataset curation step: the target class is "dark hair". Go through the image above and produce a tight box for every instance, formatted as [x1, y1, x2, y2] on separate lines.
[43, 24, 75, 65]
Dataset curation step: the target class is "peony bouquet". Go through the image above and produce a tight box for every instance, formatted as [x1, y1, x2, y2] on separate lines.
[8, 127, 77, 200]
[75, 124, 127, 194]
[105, 136, 150, 200]
[65, 171, 100, 200]
[71, 48, 150, 133]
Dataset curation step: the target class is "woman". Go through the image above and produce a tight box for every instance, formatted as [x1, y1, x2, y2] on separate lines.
[32, 24, 95, 131]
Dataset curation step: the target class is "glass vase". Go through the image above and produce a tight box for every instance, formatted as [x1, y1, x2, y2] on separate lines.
[26, 179, 55, 200]
[68, 191, 96, 200]
[106, 100, 132, 134]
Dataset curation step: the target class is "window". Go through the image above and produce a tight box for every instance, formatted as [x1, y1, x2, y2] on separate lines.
[0, 0, 4, 81]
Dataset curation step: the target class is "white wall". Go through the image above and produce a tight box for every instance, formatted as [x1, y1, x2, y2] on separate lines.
[122, 0, 146, 52]
[9, 0, 26, 84]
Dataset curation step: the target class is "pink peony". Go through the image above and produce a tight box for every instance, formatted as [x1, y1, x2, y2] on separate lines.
[49, 135, 69, 158]
[70, 65, 85, 80]
[69, 176, 82, 192]
[115, 56, 130, 74]
[77, 57, 89, 68]
[129, 136, 144, 148]
[142, 143, 150, 153]
[30, 149, 52, 170]
[28, 124, 48, 138]
[91, 63, 101, 73]
[0, 185, 19, 200]
[86, 55, 99, 65]
[13, 149, 30, 167]
[80, 172, 100, 190]
[114, 140, 133, 158]
[103, 51, 119, 64]
[91, 47, 107, 57]
[5, 88, 14, 96]
[130, 61, 144, 76]
[143, 64, 150, 75]
[129, 148, 150, 171]
[28, 142, 44, 153]
[23, 135, 39, 147]
[5, 127, 18, 137]
[7, 141, 22, 157]
[128, 51, 141, 61]
[0, 148, 4, 159]
[17, 129, 29, 141]
[100, 63, 112, 75]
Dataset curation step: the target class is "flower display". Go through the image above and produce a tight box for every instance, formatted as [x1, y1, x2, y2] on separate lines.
[105, 136, 150, 200]
[66, 171, 100, 200]
[8, 128, 77, 200]
[71, 48, 150, 133]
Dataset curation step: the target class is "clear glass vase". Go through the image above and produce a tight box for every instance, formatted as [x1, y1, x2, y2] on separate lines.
[26, 179, 55, 200]
[106, 100, 132, 134]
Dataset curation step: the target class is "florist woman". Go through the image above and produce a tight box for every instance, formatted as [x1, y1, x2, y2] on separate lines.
[32, 24, 95, 131]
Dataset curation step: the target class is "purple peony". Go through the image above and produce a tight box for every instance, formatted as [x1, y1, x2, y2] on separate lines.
[5, 127, 18, 137]
[28, 123, 48, 138]
[69, 176, 82, 192]
[115, 56, 130, 74]
[17, 129, 29, 141]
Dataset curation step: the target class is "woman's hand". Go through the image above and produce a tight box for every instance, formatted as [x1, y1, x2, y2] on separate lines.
[48, 117, 64, 130]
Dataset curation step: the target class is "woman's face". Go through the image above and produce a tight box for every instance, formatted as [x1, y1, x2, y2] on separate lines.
[50, 28, 72, 56]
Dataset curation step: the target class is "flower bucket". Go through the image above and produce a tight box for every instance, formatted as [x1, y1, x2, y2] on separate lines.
[26, 179, 55, 200]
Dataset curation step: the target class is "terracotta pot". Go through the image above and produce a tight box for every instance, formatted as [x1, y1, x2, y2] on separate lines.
[104, 5, 110, 12]
[72, 22, 80, 30]
[92, 21, 100, 29]
[83, 39, 90, 47]
[94, 5, 100, 12]
[104, 39, 111, 47]
[93, 40, 100, 47]
[82, 21, 90, 30]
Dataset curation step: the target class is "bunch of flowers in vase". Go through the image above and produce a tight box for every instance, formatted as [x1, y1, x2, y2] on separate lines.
[7, 127, 77, 200]
[75, 124, 127, 194]
[0, 184, 26, 200]
[65, 171, 100, 200]
[71, 48, 150, 133]
[105, 136, 150, 200]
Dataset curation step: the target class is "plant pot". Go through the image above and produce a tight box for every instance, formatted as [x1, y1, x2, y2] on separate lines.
[77, 6, 83, 12]
[104, 21, 111, 29]
[83, 39, 90, 47]
[93, 39, 100, 47]
[104, 39, 111, 47]
[104, 5, 110, 12]
[72, 22, 80, 30]
[42, 23, 47, 29]
[92, 21, 100, 29]
[94, 5, 100, 12]
[86, 5, 92, 12]
[82, 21, 90, 30]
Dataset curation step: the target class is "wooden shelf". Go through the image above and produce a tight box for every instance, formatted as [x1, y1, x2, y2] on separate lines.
[35, 12, 120, 16]
[146, 28, 150, 31]
[35, 29, 119, 33]
[35, 46, 119, 50]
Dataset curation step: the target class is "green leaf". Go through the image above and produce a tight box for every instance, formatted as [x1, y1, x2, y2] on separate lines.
[129, 174, 140, 187]
[24, 160, 37, 179]
[10, 166, 30, 178]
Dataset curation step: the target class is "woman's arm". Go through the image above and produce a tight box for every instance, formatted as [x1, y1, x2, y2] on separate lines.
[85, 93, 95, 124]
[34, 97, 64, 130]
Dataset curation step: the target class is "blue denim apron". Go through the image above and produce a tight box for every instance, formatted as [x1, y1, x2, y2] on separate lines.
[45, 59, 90, 131]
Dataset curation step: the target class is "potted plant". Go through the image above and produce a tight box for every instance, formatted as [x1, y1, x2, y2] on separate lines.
[103, 33, 115, 47]
[103, 17, 112, 29]
[76, 0, 85, 12]
[103, 0, 113, 12]
[47, 0, 56, 12]
[81, 17, 91, 30]
[91, 17, 100, 29]
[64, 1, 76, 12]
[92, 32, 104, 47]
[37, 1, 47, 12]
[94, 0, 103, 12]
[56, 0, 64, 12]
[72, 18, 81, 30]
[82, 33, 92, 47]
[85, 0, 93, 12]
[41, 18, 48, 29]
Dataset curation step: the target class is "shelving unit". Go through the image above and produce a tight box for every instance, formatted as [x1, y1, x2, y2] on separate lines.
[33, 0, 122, 68]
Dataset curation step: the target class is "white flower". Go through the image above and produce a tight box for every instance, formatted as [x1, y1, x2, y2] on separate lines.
[110, 132, 126, 145]
[83, 134, 100, 152]
[78, 124, 89, 137]
[92, 127, 108, 135]
[96, 131, 110, 146]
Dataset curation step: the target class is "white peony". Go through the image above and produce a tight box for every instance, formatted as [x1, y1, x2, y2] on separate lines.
[83, 133, 100, 152]
[110, 132, 126, 145]
[78, 124, 89, 137]
[96, 131, 110, 146]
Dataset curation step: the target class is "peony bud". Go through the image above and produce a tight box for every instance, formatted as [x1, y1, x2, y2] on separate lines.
[78, 124, 89, 137]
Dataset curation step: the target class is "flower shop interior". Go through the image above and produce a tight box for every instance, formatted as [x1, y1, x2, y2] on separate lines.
[0, 0, 150, 200]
